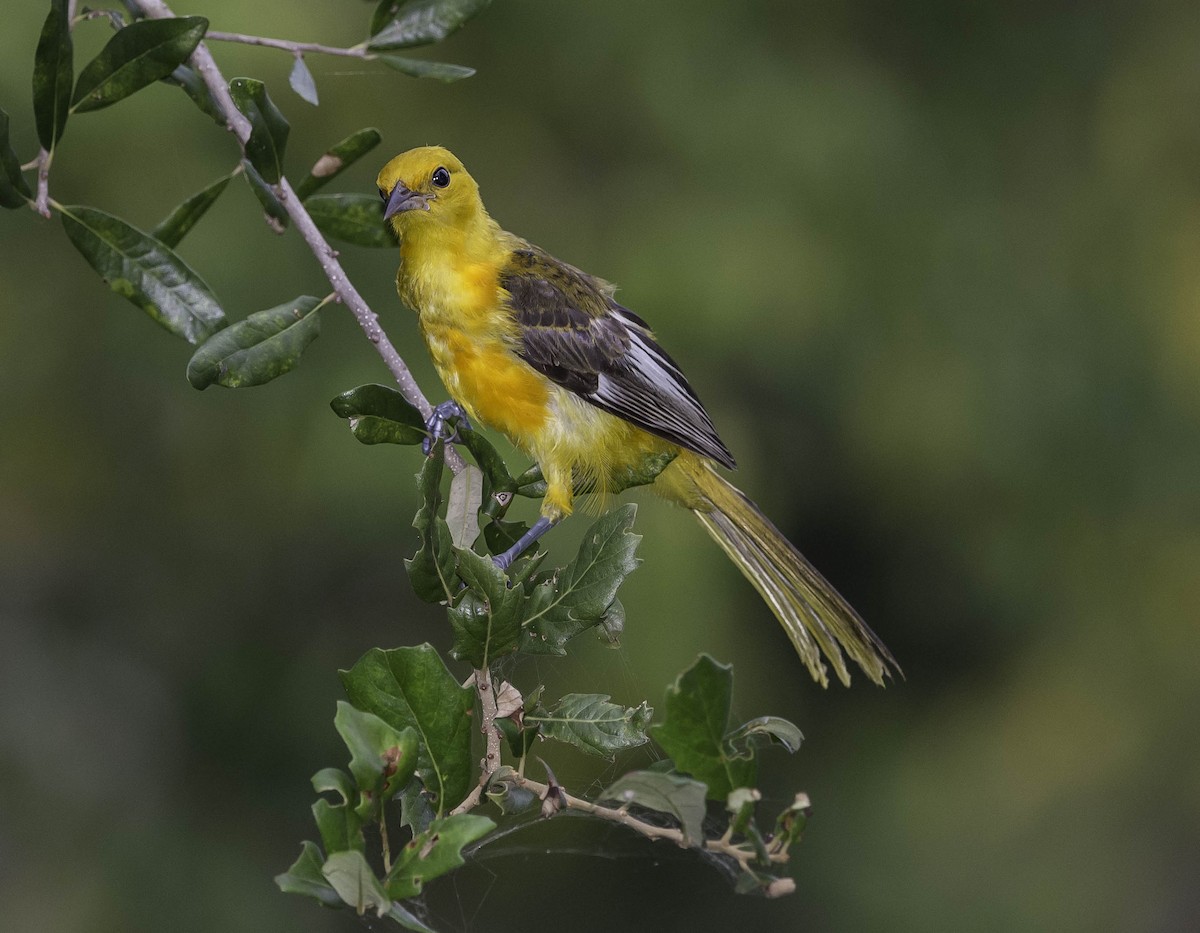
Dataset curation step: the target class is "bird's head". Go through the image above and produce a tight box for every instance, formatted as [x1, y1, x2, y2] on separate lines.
[376, 146, 481, 236]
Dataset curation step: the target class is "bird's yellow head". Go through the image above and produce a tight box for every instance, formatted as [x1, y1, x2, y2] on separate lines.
[376, 146, 482, 236]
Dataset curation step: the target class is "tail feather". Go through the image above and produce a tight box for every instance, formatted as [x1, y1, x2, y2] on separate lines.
[676, 456, 899, 687]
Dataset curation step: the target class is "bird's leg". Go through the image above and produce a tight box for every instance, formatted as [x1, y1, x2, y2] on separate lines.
[493, 516, 558, 571]
[423, 400, 471, 455]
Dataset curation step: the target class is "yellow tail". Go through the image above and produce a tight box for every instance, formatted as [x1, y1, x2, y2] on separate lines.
[658, 453, 900, 687]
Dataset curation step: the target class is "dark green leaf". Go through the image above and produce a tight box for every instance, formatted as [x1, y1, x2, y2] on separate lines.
[333, 701, 419, 818]
[650, 655, 754, 800]
[288, 55, 319, 105]
[275, 841, 342, 908]
[186, 295, 321, 389]
[370, 0, 404, 37]
[33, 0, 73, 149]
[727, 715, 803, 755]
[447, 548, 523, 668]
[368, 0, 492, 50]
[528, 693, 652, 758]
[0, 108, 32, 209]
[330, 383, 427, 445]
[598, 771, 707, 846]
[150, 171, 233, 248]
[294, 127, 382, 200]
[445, 464, 482, 549]
[454, 420, 518, 505]
[384, 814, 494, 900]
[484, 766, 537, 814]
[397, 777, 436, 833]
[322, 850, 391, 917]
[373, 54, 475, 82]
[59, 204, 226, 344]
[482, 517, 529, 556]
[772, 792, 812, 849]
[406, 449, 458, 603]
[520, 504, 641, 654]
[312, 797, 365, 855]
[162, 64, 224, 124]
[340, 645, 474, 810]
[241, 158, 289, 231]
[71, 16, 207, 113]
[228, 77, 289, 184]
[311, 766, 356, 805]
[306, 193, 397, 248]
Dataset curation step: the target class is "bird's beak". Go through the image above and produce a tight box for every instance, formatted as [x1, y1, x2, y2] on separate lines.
[383, 183, 432, 220]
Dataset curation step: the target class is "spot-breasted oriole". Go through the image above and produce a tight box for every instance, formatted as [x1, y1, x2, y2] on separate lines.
[377, 146, 897, 687]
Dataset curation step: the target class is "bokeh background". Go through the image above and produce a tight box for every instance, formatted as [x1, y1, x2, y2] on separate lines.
[3, 2, 1198, 931]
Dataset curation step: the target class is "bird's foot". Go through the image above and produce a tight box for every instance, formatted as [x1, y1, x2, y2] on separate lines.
[423, 400, 471, 455]
[492, 516, 556, 571]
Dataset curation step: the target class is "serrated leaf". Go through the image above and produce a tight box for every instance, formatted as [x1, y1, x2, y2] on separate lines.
[288, 55, 319, 105]
[520, 504, 641, 654]
[162, 64, 224, 124]
[384, 814, 494, 900]
[528, 693, 652, 758]
[312, 766, 356, 805]
[275, 841, 342, 908]
[186, 295, 321, 389]
[322, 850, 391, 917]
[294, 127, 381, 200]
[59, 204, 226, 344]
[340, 645, 474, 810]
[445, 465, 482, 549]
[228, 77, 289, 184]
[650, 655, 754, 800]
[373, 54, 475, 82]
[447, 548, 523, 668]
[0, 108, 32, 209]
[306, 192, 397, 248]
[368, 0, 492, 50]
[598, 771, 707, 846]
[71, 16, 208, 113]
[727, 715, 803, 755]
[150, 171, 233, 248]
[33, 0, 73, 150]
[333, 701, 419, 818]
[241, 158, 288, 231]
[404, 448, 458, 602]
[330, 383, 427, 445]
[312, 797, 366, 855]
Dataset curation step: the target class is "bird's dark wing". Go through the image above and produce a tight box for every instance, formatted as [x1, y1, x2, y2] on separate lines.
[500, 245, 736, 468]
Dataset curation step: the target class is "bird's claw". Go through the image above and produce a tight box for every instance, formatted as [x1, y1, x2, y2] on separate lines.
[423, 400, 471, 455]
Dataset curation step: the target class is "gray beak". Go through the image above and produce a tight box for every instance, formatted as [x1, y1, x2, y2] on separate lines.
[383, 183, 431, 219]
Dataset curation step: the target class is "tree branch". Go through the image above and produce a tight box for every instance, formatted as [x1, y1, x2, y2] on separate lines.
[33, 148, 52, 218]
[205, 30, 369, 59]
[450, 668, 504, 816]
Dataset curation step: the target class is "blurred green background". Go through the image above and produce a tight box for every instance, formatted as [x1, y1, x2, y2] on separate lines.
[3, 1, 1198, 931]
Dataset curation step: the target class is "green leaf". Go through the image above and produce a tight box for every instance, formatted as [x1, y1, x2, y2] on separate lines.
[650, 655, 754, 800]
[772, 792, 812, 849]
[312, 797, 365, 855]
[294, 127, 382, 201]
[33, 0, 73, 150]
[0, 108, 32, 209]
[150, 171, 233, 248]
[288, 55, 319, 106]
[598, 771, 707, 846]
[186, 295, 321, 389]
[58, 204, 226, 344]
[405, 449, 458, 603]
[333, 701, 419, 818]
[445, 465, 483, 549]
[312, 766, 356, 805]
[374, 54, 475, 82]
[275, 841, 341, 908]
[239, 158, 288, 231]
[306, 193, 397, 248]
[228, 77, 289, 184]
[528, 693, 652, 758]
[727, 715, 803, 755]
[370, 1, 404, 37]
[330, 383, 427, 446]
[447, 548, 523, 668]
[71, 16, 207, 113]
[384, 814, 495, 900]
[484, 766, 538, 814]
[397, 776, 436, 833]
[321, 850, 391, 917]
[162, 64, 224, 125]
[454, 420, 519, 506]
[520, 504, 642, 654]
[340, 645, 474, 811]
[368, 0, 492, 50]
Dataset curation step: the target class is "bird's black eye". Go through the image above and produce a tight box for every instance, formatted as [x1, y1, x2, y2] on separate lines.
[431, 167, 451, 188]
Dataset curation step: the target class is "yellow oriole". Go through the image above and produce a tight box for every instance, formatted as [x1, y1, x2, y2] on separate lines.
[377, 146, 897, 687]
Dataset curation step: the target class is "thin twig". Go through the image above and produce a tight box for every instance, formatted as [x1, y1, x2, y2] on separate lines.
[205, 30, 369, 59]
[33, 148, 52, 218]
